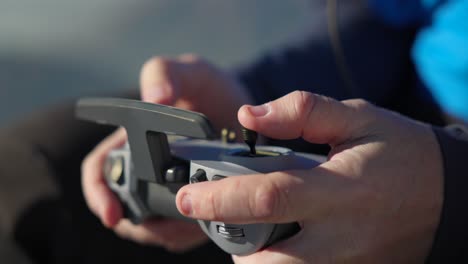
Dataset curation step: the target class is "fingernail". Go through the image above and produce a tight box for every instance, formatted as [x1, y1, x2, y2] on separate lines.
[180, 193, 192, 216]
[248, 104, 270, 117]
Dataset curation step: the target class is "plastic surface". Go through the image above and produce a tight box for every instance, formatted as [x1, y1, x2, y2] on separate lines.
[76, 98, 217, 220]
[76, 98, 216, 184]
[190, 146, 320, 255]
[76, 98, 323, 255]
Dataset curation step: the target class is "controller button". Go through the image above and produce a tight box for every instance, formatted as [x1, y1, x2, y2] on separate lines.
[104, 156, 125, 186]
[212, 175, 227, 181]
[216, 225, 245, 238]
[165, 165, 189, 183]
[190, 169, 207, 183]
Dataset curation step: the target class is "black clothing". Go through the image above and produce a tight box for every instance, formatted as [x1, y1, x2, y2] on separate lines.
[427, 126, 468, 263]
[2, 103, 232, 264]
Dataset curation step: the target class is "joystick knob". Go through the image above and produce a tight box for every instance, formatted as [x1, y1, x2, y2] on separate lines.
[241, 127, 257, 155]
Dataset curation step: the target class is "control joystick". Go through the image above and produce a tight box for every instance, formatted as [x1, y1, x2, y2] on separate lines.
[76, 98, 321, 256]
[241, 127, 258, 155]
[189, 128, 317, 255]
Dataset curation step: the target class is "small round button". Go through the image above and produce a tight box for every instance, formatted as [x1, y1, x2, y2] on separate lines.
[190, 170, 207, 183]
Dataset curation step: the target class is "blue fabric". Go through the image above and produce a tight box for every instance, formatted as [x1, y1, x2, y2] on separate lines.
[413, 0, 468, 121]
[370, 0, 468, 121]
[368, 0, 431, 26]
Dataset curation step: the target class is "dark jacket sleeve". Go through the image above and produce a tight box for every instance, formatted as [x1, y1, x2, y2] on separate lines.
[237, 2, 415, 105]
[236, 2, 444, 126]
[0, 90, 139, 236]
[0, 100, 116, 229]
[427, 125, 468, 263]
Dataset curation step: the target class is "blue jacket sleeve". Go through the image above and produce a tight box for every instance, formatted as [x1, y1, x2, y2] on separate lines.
[367, 0, 468, 121]
[413, 0, 468, 122]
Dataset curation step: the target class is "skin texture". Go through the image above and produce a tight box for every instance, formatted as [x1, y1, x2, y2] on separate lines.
[176, 91, 443, 263]
[82, 55, 443, 261]
[81, 54, 253, 252]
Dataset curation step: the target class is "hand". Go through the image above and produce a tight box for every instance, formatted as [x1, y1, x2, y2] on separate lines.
[81, 54, 252, 251]
[140, 54, 253, 131]
[175, 91, 443, 263]
[82, 128, 207, 252]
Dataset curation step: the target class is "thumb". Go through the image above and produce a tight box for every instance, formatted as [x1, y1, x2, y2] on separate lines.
[238, 91, 375, 145]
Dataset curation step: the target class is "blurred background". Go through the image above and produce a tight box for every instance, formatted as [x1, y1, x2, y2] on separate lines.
[0, 0, 314, 125]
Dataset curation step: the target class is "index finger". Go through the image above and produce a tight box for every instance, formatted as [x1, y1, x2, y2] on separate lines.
[175, 164, 356, 224]
[238, 91, 376, 146]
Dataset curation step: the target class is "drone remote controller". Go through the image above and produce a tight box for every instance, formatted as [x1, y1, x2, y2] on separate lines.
[76, 98, 321, 255]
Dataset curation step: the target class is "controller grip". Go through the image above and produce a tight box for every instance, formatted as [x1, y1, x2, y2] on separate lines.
[104, 149, 151, 223]
[104, 144, 196, 223]
[121, 202, 142, 224]
[107, 176, 188, 223]
[265, 222, 301, 247]
[190, 148, 321, 255]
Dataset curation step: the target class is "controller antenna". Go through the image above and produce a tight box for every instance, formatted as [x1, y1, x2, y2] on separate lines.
[242, 127, 257, 155]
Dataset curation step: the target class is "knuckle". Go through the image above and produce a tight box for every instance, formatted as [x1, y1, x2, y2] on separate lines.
[253, 181, 284, 220]
[81, 155, 91, 175]
[81, 154, 97, 186]
[178, 53, 214, 78]
[291, 91, 314, 120]
[114, 226, 131, 241]
[344, 98, 378, 132]
[206, 190, 220, 220]
[316, 95, 335, 117]
[81, 147, 102, 177]
[208, 178, 241, 221]
[346, 98, 375, 114]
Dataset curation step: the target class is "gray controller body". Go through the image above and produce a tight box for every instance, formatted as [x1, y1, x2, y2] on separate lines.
[191, 146, 320, 255]
[76, 98, 322, 255]
[106, 141, 321, 255]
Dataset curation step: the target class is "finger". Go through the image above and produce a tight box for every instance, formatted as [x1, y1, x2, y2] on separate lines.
[114, 219, 208, 251]
[140, 54, 253, 132]
[233, 224, 361, 263]
[232, 229, 309, 264]
[238, 91, 376, 145]
[233, 253, 305, 264]
[176, 166, 351, 223]
[139, 54, 204, 105]
[81, 128, 127, 227]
